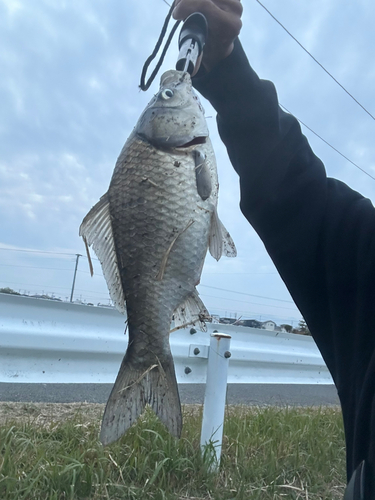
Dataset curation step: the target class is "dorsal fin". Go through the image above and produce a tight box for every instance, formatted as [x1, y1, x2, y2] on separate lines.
[79, 194, 126, 314]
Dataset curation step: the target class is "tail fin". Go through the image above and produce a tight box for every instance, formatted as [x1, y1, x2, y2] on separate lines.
[100, 352, 182, 445]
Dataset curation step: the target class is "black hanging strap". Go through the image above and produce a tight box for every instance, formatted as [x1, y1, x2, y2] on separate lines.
[139, 2, 181, 91]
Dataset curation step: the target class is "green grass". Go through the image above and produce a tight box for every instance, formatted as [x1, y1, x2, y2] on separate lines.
[0, 404, 346, 499]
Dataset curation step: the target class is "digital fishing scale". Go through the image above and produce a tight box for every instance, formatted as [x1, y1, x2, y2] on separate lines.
[176, 12, 208, 75]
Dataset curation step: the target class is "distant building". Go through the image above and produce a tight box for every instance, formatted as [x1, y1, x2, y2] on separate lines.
[217, 317, 286, 332]
[219, 317, 238, 325]
[240, 319, 262, 329]
[261, 320, 277, 331]
[31, 294, 62, 301]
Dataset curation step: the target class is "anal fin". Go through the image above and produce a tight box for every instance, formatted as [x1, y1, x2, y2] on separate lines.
[171, 288, 210, 332]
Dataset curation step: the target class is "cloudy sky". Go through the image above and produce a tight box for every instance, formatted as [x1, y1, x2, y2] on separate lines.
[1, 0, 374, 327]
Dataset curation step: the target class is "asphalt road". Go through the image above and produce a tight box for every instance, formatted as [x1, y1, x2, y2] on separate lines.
[0, 383, 340, 406]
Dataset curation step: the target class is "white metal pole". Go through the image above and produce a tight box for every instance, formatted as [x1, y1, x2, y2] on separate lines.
[200, 332, 231, 469]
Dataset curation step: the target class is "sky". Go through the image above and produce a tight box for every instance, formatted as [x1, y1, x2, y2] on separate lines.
[1, 0, 375, 328]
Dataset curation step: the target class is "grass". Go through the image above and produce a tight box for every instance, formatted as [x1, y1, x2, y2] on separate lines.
[0, 403, 346, 499]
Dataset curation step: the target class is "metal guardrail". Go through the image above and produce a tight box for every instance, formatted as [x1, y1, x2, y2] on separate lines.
[0, 293, 333, 385]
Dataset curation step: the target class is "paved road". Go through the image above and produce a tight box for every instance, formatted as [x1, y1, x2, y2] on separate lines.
[0, 383, 340, 406]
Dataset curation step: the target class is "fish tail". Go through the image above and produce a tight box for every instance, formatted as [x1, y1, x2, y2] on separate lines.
[100, 348, 182, 445]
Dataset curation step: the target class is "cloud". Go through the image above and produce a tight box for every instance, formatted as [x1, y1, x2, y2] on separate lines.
[1, 0, 374, 323]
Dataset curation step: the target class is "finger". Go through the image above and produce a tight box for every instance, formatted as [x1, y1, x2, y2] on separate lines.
[173, 0, 242, 21]
[207, 0, 242, 15]
[173, 0, 242, 42]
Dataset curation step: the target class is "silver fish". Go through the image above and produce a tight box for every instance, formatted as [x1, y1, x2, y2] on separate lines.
[80, 70, 236, 445]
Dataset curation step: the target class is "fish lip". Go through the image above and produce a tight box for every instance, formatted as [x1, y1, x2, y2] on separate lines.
[176, 136, 207, 148]
[136, 133, 207, 149]
[147, 105, 190, 111]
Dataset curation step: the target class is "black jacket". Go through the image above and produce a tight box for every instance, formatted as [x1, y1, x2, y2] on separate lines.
[193, 39, 375, 496]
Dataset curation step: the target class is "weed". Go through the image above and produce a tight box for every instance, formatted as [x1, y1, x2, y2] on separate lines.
[0, 404, 345, 499]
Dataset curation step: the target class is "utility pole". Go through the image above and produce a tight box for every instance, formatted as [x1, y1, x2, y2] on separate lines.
[70, 254, 82, 303]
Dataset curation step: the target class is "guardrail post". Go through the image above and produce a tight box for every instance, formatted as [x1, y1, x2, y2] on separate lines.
[200, 333, 231, 470]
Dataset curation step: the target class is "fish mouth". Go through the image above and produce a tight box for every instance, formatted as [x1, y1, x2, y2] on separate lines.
[176, 136, 207, 148]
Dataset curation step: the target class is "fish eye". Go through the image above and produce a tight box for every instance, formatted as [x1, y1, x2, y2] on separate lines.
[161, 89, 174, 99]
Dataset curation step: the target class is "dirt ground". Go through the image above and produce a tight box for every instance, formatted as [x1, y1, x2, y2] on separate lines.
[1, 402, 330, 428]
[0, 402, 105, 426]
[0, 402, 206, 426]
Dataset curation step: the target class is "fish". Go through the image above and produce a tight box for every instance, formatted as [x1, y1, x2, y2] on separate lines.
[79, 69, 236, 445]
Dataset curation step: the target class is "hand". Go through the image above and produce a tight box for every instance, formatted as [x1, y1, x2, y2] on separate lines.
[173, 0, 243, 74]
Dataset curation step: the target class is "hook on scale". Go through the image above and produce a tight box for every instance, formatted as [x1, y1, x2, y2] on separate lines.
[176, 12, 208, 75]
[140, 8, 208, 90]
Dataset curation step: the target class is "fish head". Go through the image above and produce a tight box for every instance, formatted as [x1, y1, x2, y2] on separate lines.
[136, 70, 209, 149]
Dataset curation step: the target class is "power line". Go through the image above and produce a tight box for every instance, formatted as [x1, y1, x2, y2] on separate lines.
[253, 1, 375, 181]
[0, 280, 74, 290]
[77, 269, 99, 275]
[0, 264, 75, 271]
[2, 279, 294, 304]
[74, 287, 110, 295]
[206, 304, 301, 323]
[0, 247, 75, 256]
[280, 104, 375, 181]
[0, 246, 101, 261]
[255, 0, 375, 122]
[200, 292, 299, 311]
[199, 284, 294, 303]
[203, 272, 278, 275]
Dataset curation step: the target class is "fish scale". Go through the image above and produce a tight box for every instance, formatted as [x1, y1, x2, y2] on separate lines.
[110, 138, 211, 344]
[80, 70, 236, 445]
[111, 137, 212, 286]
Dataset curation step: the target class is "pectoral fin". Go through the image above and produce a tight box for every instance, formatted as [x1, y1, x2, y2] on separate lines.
[209, 206, 237, 261]
[79, 194, 126, 314]
[194, 149, 212, 201]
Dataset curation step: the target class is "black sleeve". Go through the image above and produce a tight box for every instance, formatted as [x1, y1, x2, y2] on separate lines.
[193, 39, 375, 483]
[193, 39, 375, 397]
